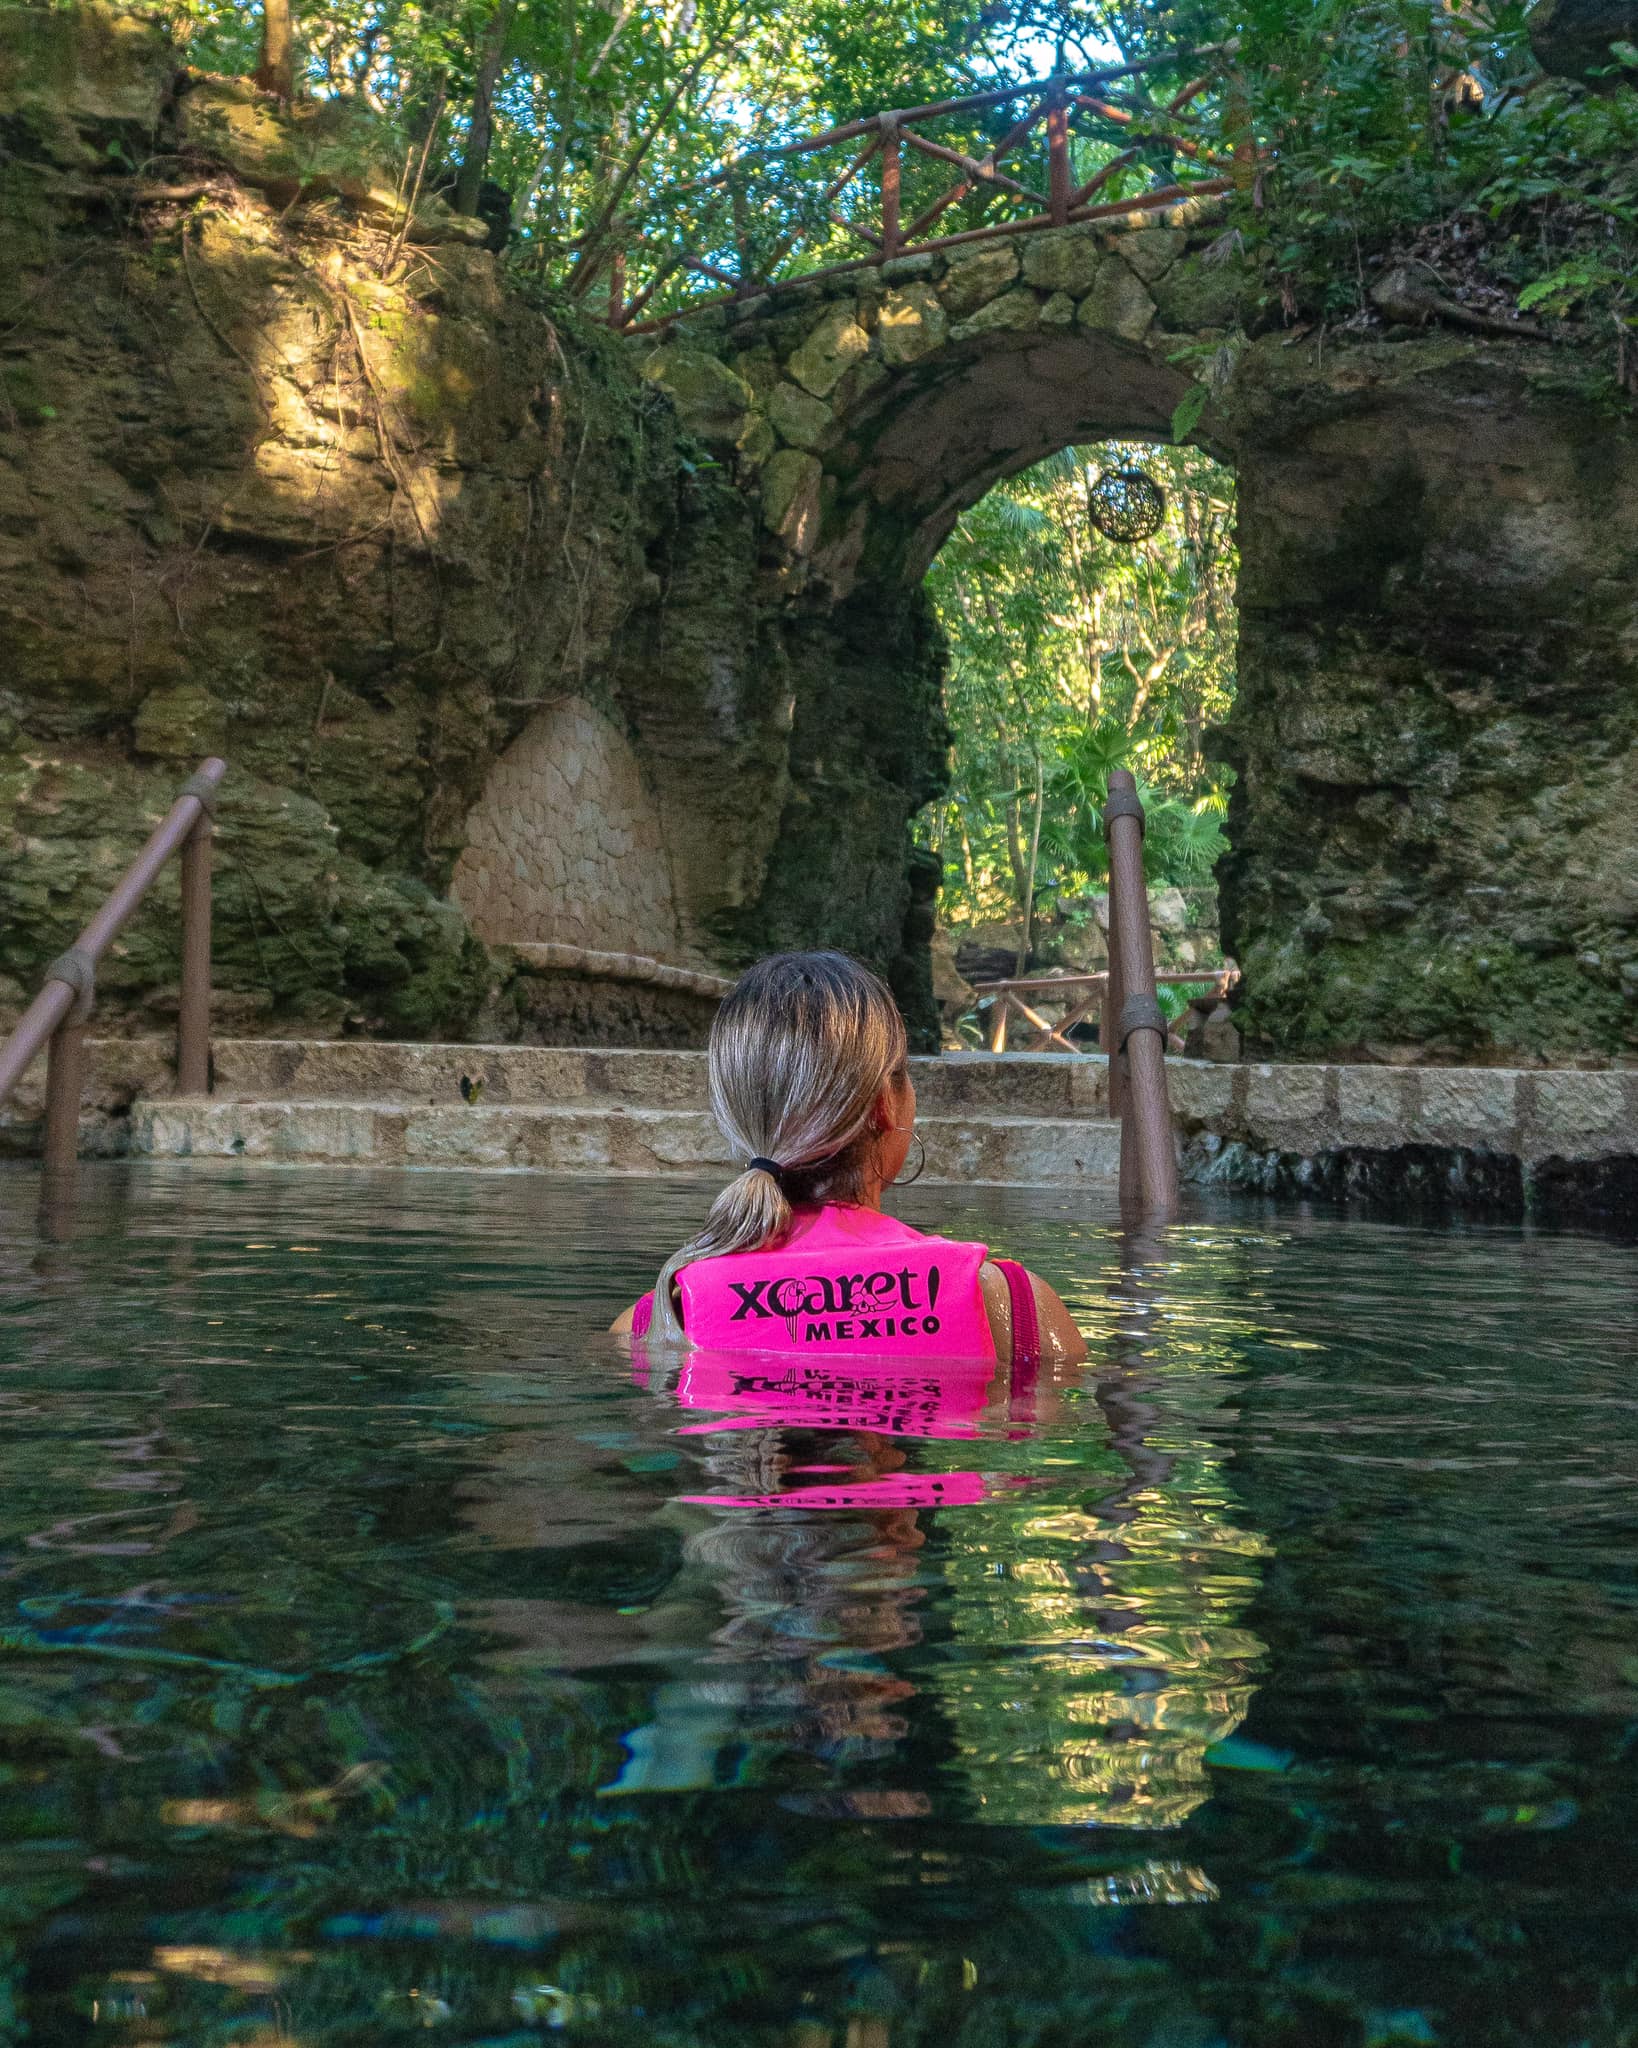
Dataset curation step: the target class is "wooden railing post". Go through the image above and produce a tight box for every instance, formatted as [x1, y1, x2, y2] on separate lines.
[177, 805, 214, 1097]
[1046, 77, 1072, 225]
[1100, 934, 1119, 1099]
[879, 113, 902, 260]
[1103, 770, 1179, 1212]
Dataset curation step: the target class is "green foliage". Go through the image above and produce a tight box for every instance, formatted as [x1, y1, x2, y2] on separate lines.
[952, 0, 1638, 359]
[922, 442, 1236, 932]
[110, 0, 1638, 350]
[114, 0, 1236, 319]
[1041, 722, 1228, 892]
[130, 0, 1003, 304]
[1219, 0, 1638, 343]
[1170, 382, 1209, 443]
[1516, 252, 1630, 317]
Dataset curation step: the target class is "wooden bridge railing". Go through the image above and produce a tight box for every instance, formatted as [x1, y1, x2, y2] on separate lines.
[0, 758, 224, 1185]
[566, 40, 1245, 332]
[974, 967, 1238, 1056]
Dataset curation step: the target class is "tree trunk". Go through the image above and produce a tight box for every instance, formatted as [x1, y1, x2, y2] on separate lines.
[405, 69, 449, 151]
[254, 0, 296, 98]
[995, 717, 1028, 923]
[1004, 792, 1026, 912]
[1017, 746, 1043, 976]
[455, 0, 516, 217]
[567, 28, 732, 292]
[1083, 587, 1104, 723]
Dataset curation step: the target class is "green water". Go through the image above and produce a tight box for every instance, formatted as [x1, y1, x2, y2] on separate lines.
[0, 1164, 1635, 2047]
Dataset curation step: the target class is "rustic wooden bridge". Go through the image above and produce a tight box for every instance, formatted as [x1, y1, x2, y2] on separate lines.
[561, 40, 1249, 332]
[972, 968, 1240, 1056]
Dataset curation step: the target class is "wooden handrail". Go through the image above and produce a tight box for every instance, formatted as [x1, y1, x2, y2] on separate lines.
[0, 757, 226, 1181]
[619, 179, 1233, 333]
[972, 968, 1233, 996]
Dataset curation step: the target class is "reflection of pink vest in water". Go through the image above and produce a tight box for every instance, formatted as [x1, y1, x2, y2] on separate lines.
[675, 1203, 995, 1359]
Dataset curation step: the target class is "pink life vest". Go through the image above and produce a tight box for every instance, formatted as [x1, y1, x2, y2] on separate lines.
[626, 1206, 1044, 1512]
[675, 1203, 994, 1358]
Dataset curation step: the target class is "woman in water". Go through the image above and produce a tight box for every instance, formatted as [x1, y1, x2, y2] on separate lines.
[612, 949, 1085, 1367]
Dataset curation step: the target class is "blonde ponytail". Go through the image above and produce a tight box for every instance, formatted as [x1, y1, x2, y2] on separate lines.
[648, 951, 907, 1341]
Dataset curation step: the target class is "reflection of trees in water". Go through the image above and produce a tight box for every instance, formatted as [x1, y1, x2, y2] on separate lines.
[609, 1242, 1268, 1832]
[929, 1222, 1267, 1828]
[932, 1489, 1267, 1827]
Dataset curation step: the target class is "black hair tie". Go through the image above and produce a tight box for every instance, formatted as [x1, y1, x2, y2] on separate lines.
[746, 1156, 782, 1177]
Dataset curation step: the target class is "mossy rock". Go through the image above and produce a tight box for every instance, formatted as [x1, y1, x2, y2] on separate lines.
[640, 346, 755, 447]
[786, 305, 871, 399]
[951, 289, 1040, 341]
[1078, 261, 1156, 344]
[133, 684, 227, 763]
[876, 282, 947, 366]
[173, 76, 487, 242]
[1235, 927, 1630, 1061]
[761, 447, 822, 548]
[1113, 227, 1186, 282]
[939, 243, 1020, 319]
[767, 381, 834, 451]
[0, 1, 175, 170]
[1022, 234, 1100, 295]
[1528, 0, 1638, 83]
[0, 739, 490, 1037]
[1151, 252, 1259, 334]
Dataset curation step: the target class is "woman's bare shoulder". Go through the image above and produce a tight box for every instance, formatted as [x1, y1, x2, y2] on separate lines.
[609, 1303, 638, 1335]
[978, 1259, 1086, 1365]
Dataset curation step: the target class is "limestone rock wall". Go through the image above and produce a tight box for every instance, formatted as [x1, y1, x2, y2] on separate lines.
[0, 7, 945, 1047]
[1216, 336, 1638, 1063]
[6, 6, 1635, 1068]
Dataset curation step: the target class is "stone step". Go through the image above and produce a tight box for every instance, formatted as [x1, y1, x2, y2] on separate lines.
[129, 1097, 1124, 1187]
[206, 1039, 1111, 1118]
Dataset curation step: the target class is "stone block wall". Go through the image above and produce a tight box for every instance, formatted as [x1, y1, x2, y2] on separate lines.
[1171, 1056, 1638, 1223]
[449, 695, 683, 958]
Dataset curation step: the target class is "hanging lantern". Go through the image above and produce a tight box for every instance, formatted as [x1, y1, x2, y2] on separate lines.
[1086, 466, 1166, 544]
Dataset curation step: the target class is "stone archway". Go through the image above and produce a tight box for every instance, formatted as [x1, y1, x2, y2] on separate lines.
[638, 202, 1241, 1037]
[651, 199, 1227, 601]
[639, 206, 1638, 1063]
